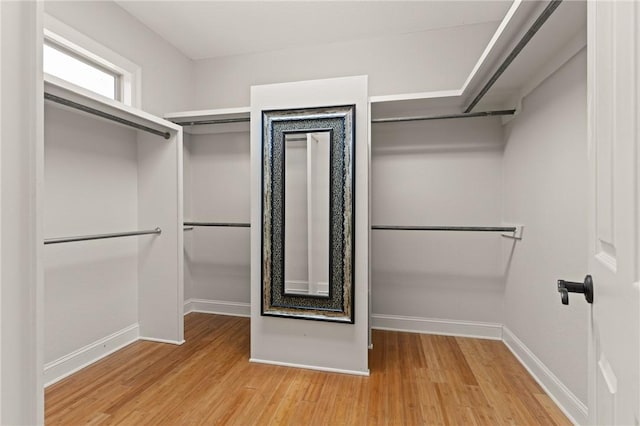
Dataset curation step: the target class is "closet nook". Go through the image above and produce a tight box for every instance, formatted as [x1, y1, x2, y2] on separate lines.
[43, 80, 184, 385]
[164, 108, 252, 316]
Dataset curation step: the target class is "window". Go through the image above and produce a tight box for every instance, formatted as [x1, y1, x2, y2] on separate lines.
[44, 40, 119, 100]
[43, 14, 141, 107]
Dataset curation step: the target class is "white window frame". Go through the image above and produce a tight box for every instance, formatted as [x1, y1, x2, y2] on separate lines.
[43, 14, 141, 107]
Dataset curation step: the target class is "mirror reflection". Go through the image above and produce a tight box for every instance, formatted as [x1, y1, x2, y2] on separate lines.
[284, 132, 330, 297]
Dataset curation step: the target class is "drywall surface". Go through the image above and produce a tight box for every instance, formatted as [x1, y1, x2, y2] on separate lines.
[371, 117, 505, 324]
[1, 1, 44, 423]
[192, 22, 499, 109]
[502, 50, 588, 404]
[44, 106, 138, 362]
[187, 131, 251, 304]
[44, 1, 194, 116]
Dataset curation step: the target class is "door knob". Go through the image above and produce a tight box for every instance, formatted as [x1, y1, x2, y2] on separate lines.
[557, 275, 594, 305]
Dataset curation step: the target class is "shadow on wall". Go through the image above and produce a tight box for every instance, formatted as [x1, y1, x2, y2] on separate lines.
[502, 238, 518, 278]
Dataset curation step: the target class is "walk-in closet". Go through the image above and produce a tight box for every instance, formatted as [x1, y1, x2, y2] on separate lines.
[1, 0, 638, 424]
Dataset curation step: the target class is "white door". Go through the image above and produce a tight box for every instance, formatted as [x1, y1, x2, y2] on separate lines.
[587, 1, 639, 425]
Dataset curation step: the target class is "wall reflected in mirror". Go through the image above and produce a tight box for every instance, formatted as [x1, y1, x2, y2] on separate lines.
[284, 132, 330, 298]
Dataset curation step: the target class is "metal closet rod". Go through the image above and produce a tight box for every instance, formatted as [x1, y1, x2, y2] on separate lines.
[175, 117, 250, 126]
[184, 221, 251, 228]
[44, 227, 162, 245]
[44, 93, 171, 140]
[464, 0, 563, 113]
[172, 109, 516, 127]
[372, 225, 516, 232]
[184, 223, 515, 232]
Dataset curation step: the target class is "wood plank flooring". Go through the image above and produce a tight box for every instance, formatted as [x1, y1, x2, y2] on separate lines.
[46, 313, 571, 425]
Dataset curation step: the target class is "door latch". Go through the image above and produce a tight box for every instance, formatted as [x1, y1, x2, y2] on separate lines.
[557, 275, 594, 305]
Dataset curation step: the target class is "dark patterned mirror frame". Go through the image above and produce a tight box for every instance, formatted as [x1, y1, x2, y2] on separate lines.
[261, 105, 355, 323]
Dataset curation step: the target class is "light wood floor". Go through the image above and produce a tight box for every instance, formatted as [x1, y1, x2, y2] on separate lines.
[46, 313, 571, 425]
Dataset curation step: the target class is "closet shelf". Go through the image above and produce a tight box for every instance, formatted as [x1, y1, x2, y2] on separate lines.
[371, 1, 583, 119]
[44, 227, 161, 245]
[168, 106, 516, 128]
[44, 79, 180, 139]
[463, 0, 563, 113]
[45, 93, 170, 139]
[165, 107, 250, 135]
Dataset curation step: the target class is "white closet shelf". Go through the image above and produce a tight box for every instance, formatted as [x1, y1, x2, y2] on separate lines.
[371, 1, 585, 121]
[164, 107, 250, 135]
[45, 78, 180, 138]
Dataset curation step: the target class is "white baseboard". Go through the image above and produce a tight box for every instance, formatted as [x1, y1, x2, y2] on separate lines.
[249, 358, 370, 376]
[372, 313, 503, 340]
[184, 298, 250, 317]
[138, 337, 185, 345]
[44, 323, 139, 387]
[502, 327, 587, 425]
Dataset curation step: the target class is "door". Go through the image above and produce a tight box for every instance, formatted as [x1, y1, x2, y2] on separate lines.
[587, 1, 639, 425]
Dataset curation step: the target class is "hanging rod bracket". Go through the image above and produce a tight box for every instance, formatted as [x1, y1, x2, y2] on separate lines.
[500, 224, 524, 240]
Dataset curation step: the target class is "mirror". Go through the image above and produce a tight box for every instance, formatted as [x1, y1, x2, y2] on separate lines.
[262, 105, 355, 323]
[284, 132, 330, 298]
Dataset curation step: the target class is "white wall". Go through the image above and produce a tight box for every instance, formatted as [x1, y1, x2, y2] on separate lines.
[371, 117, 505, 326]
[44, 106, 139, 363]
[502, 50, 588, 408]
[44, 1, 194, 116]
[1, 1, 44, 424]
[186, 131, 251, 304]
[192, 22, 499, 109]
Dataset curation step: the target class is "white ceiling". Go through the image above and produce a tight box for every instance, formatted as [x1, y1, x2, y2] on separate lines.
[115, 1, 512, 60]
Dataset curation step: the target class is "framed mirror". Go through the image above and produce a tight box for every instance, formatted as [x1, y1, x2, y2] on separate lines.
[261, 105, 355, 323]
